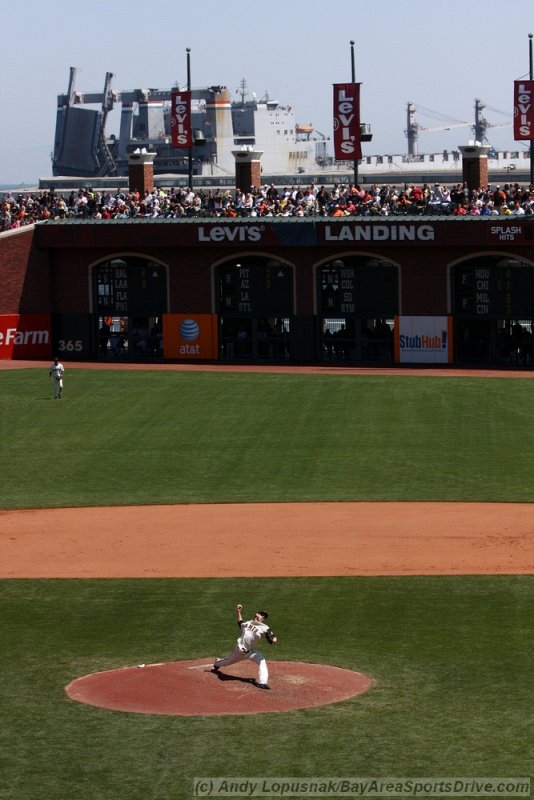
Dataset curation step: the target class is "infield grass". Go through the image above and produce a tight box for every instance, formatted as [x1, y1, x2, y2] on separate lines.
[1, 576, 532, 800]
[1, 368, 534, 508]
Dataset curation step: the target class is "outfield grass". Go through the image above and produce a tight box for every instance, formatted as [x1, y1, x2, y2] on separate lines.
[1, 369, 534, 508]
[1, 577, 532, 800]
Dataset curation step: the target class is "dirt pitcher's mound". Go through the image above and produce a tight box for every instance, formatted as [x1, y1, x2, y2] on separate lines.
[65, 658, 373, 716]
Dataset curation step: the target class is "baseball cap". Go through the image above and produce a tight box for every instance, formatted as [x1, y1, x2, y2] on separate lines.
[257, 610, 269, 619]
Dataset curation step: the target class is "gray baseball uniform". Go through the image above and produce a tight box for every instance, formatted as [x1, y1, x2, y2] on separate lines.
[49, 359, 65, 398]
[214, 608, 276, 687]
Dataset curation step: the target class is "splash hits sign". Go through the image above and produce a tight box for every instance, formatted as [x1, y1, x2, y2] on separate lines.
[513, 81, 534, 140]
[333, 83, 362, 161]
[170, 91, 192, 148]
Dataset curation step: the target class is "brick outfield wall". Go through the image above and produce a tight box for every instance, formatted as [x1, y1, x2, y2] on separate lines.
[4, 219, 534, 318]
[30, 221, 457, 317]
[0, 226, 52, 314]
[42, 244, 450, 317]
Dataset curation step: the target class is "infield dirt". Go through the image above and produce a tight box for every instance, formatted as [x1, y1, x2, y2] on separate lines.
[1, 501, 533, 577]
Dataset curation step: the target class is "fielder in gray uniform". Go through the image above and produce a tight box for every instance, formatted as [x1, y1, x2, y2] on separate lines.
[49, 357, 65, 399]
[213, 604, 277, 689]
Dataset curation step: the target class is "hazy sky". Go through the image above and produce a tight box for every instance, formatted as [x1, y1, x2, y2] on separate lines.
[1, 0, 533, 184]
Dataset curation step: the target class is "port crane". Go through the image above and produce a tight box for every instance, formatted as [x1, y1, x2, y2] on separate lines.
[405, 100, 512, 156]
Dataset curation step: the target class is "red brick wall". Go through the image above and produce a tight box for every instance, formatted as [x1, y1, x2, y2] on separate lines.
[235, 161, 261, 192]
[52, 250, 94, 313]
[128, 163, 155, 196]
[399, 254, 450, 315]
[50, 247, 215, 314]
[26, 219, 534, 323]
[0, 227, 52, 314]
[463, 158, 489, 193]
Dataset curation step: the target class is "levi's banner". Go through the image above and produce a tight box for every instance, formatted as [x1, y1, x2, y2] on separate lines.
[513, 81, 534, 140]
[171, 91, 192, 148]
[333, 83, 362, 161]
[0, 314, 52, 359]
[162, 314, 218, 360]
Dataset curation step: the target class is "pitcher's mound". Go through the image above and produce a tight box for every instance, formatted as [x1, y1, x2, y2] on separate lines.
[65, 658, 373, 716]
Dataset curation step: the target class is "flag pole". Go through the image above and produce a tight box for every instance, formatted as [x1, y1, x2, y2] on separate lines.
[187, 47, 193, 191]
[529, 34, 534, 186]
[350, 40, 358, 187]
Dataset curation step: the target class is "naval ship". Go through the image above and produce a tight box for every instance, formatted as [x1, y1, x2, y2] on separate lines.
[50, 68, 529, 187]
[52, 69, 330, 181]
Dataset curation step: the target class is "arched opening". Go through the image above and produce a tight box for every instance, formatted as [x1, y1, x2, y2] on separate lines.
[216, 256, 294, 361]
[452, 255, 534, 365]
[317, 256, 399, 362]
[93, 256, 167, 359]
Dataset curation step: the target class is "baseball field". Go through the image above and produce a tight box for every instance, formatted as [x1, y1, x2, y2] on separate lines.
[0, 363, 533, 800]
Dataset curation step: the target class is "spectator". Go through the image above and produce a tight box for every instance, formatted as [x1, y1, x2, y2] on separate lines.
[4, 179, 534, 230]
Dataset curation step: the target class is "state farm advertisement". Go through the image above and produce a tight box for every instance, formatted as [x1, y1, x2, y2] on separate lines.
[0, 314, 52, 360]
[513, 81, 534, 140]
[333, 83, 362, 161]
[394, 316, 453, 364]
[171, 91, 192, 148]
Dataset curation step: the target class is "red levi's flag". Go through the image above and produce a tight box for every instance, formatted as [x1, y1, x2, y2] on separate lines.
[513, 80, 534, 140]
[171, 91, 192, 148]
[333, 83, 362, 160]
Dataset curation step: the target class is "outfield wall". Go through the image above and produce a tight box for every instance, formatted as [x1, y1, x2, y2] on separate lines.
[1, 218, 533, 365]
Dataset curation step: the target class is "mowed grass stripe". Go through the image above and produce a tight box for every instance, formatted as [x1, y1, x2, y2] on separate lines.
[0, 576, 532, 800]
[1, 369, 534, 508]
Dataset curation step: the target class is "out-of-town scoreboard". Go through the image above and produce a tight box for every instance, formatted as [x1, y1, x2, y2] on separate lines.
[454, 261, 534, 317]
[218, 261, 293, 315]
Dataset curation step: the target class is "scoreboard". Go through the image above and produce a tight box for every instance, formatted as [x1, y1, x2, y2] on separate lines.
[218, 261, 293, 315]
[95, 258, 166, 316]
[454, 261, 534, 317]
[319, 260, 398, 317]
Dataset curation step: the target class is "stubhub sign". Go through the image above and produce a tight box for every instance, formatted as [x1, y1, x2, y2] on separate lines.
[395, 316, 453, 364]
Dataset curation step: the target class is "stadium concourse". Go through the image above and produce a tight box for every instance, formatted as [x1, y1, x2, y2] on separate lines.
[1, 361, 533, 580]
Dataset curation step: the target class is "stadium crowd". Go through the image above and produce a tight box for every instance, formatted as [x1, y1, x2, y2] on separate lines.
[2, 180, 534, 231]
